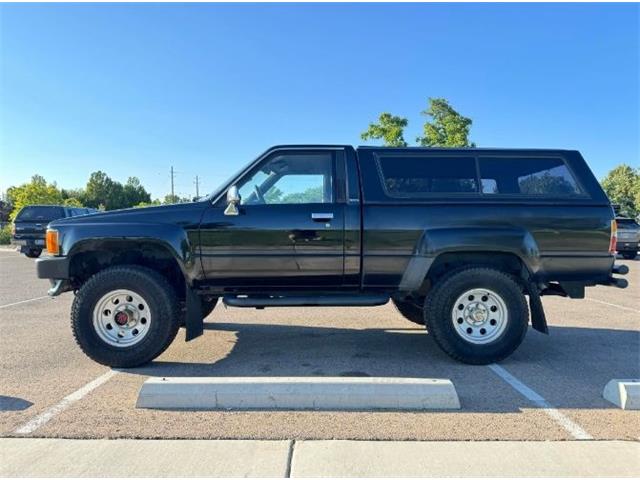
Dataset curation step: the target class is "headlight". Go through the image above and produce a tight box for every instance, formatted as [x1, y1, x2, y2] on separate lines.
[46, 229, 60, 255]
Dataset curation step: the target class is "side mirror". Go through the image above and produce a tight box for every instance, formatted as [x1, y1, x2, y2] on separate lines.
[224, 185, 240, 216]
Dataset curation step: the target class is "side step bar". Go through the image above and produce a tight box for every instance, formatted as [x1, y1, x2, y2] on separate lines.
[223, 294, 390, 308]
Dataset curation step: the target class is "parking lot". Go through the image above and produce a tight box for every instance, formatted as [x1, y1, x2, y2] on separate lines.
[1, 247, 638, 442]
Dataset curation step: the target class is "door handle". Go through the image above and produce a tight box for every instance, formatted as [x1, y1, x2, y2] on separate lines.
[311, 213, 333, 222]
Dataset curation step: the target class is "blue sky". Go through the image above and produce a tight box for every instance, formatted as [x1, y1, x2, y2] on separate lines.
[1, 3, 638, 200]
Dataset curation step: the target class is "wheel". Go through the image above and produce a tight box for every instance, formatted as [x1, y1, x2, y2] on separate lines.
[622, 252, 637, 260]
[71, 265, 180, 368]
[25, 248, 42, 258]
[392, 298, 424, 325]
[424, 267, 529, 365]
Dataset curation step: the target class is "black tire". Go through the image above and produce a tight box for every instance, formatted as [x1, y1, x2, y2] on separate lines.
[25, 248, 42, 258]
[622, 252, 637, 260]
[71, 265, 181, 368]
[392, 298, 424, 325]
[424, 267, 529, 365]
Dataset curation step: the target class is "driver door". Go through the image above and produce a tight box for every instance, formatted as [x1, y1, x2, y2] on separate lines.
[199, 149, 345, 288]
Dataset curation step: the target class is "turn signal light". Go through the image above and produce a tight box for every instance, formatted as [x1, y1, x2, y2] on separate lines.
[46, 229, 60, 255]
[609, 219, 617, 254]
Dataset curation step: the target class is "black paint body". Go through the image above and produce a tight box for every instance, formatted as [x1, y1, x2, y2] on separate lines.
[38, 146, 617, 302]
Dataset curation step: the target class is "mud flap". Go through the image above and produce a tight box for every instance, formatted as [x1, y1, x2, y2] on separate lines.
[185, 285, 204, 341]
[528, 285, 549, 334]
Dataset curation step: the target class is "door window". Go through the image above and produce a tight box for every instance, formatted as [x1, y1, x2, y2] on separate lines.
[238, 152, 334, 205]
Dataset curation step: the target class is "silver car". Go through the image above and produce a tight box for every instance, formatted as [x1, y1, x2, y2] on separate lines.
[616, 217, 640, 260]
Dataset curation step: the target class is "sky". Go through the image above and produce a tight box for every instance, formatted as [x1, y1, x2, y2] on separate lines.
[1, 3, 638, 200]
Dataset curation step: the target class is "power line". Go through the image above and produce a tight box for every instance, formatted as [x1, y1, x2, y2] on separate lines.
[194, 175, 200, 199]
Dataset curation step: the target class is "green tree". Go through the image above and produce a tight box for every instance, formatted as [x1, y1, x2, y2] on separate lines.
[61, 187, 86, 206]
[7, 175, 63, 220]
[63, 197, 83, 207]
[361, 113, 408, 147]
[416, 98, 475, 147]
[601, 165, 640, 217]
[84, 171, 126, 210]
[123, 177, 151, 207]
[163, 194, 191, 204]
[134, 199, 162, 208]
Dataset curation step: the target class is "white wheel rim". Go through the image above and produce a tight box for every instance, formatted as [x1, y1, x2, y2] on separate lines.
[92, 289, 151, 347]
[451, 288, 508, 345]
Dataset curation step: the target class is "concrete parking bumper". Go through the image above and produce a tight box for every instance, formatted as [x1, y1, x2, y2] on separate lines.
[136, 376, 461, 410]
[603, 379, 640, 410]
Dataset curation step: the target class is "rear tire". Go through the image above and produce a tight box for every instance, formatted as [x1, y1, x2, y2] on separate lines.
[622, 252, 637, 260]
[25, 248, 42, 258]
[424, 267, 528, 365]
[71, 265, 180, 368]
[392, 298, 424, 325]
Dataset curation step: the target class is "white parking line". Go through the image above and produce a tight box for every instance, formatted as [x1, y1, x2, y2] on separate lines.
[488, 364, 592, 440]
[586, 298, 640, 314]
[0, 296, 50, 310]
[14, 370, 119, 435]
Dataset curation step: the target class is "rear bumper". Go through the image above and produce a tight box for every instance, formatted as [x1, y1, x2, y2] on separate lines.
[616, 241, 638, 252]
[12, 237, 45, 252]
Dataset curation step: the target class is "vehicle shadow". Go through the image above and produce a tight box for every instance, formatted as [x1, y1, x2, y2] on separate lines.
[0, 396, 33, 412]
[124, 320, 639, 412]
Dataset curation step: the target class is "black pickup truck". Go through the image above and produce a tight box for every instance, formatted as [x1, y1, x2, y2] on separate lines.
[36, 146, 628, 367]
[12, 205, 98, 258]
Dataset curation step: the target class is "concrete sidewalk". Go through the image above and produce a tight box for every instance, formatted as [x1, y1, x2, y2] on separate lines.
[1, 438, 638, 477]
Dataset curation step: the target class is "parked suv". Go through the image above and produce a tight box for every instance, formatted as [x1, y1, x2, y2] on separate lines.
[12, 205, 97, 258]
[615, 217, 640, 260]
[36, 146, 628, 366]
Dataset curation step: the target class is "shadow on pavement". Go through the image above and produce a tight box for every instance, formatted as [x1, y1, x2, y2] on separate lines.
[124, 321, 639, 411]
[0, 395, 33, 412]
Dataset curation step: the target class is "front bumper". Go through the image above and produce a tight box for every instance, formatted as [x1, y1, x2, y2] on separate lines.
[36, 256, 70, 280]
[36, 256, 72, 296]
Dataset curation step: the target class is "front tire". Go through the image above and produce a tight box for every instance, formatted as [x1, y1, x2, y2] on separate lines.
[25, 248, 42, 258]
[392, 298, 424, 325]
[622, 252, 637, 260]
[424, 267, 529, 365]
[71, 265, 181, 368]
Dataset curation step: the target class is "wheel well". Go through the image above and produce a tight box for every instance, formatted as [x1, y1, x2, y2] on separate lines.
[422, 251, 530, 294]
[69, 241, 186, 299]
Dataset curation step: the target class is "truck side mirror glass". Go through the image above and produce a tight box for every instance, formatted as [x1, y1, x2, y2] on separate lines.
[224, 186, 240, 216]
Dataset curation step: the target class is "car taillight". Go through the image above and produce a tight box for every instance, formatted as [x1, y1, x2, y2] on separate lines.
[609, 220, 617, 254]
[46, 229, 59, 255]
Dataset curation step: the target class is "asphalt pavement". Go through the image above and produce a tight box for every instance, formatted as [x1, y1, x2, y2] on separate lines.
[1, 247, 638, 442]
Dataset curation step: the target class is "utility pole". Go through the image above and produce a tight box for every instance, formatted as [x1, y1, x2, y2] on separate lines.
[194, 175, 200, 199]
[170, 166, 175, 199]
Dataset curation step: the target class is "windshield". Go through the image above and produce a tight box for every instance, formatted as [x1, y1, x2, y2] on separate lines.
[16, 206, 65, 222]
[616, 219, 640, 230]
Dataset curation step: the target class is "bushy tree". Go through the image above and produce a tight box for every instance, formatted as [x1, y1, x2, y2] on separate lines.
[601, 165, 640, 217]
[84, 171, 123, 210]
[6, 175, 63, 220]
[123, 177, 151, 207]
[163, 194, 191, 204]
[417, 98, 475, 147]
[361, 113, 409, 147]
